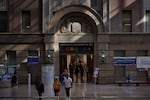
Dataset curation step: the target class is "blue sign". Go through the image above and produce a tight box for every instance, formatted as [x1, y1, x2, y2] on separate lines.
[28, 57, 39, 63]
[113, 57, 136, 65]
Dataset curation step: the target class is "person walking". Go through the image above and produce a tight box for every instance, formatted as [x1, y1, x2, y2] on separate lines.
[75, 63, 79, 83]
[63, 74, 72, 98]
[126, 73, 131, 86]
[53, 78, 60, 96]
[11, 71, 17, 87]
[85, 65, 89, 82]
[35, 79, 45, 100]
[60, 70, 67, 85]
[69, 62, 74, 81]
[79, 61, 84, 83]
[92, 70, 99, 84]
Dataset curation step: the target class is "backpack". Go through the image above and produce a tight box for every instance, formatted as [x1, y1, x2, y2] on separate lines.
[54, 81, 60, 90]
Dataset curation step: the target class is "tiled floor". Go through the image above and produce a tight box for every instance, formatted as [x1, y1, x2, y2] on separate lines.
[0, 83, 150, 100]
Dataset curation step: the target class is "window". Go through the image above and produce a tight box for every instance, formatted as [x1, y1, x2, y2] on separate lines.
[122, 10, 132, 32]
[28, 50, 38, 57]
[6, 51, 17, 74]
[22, 11, 31, 32]
[0, 11, 8, 32]
[91, 0, 103, 16]
[51, 0, 62, 14]
[136, 50, 148, 56]
[0, 0, 7, 10]
[6, 51, 17, 65]
[146, 11, 150, 32]
[114, 50, 125, 57]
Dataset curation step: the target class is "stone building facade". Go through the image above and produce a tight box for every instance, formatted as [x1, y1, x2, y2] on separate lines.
[0, 0, 150, 84]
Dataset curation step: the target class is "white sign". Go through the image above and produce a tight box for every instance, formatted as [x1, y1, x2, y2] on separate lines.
[42, 64, 54, 89]
[137, 57, 150, 71]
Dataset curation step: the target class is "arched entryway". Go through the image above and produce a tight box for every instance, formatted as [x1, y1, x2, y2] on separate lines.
[48, 5, 105, 83]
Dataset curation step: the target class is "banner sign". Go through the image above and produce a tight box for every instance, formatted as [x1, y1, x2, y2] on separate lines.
[27, 57, 39, 63]
[113, 57, 136, 65]
[137, 57, 150, 71]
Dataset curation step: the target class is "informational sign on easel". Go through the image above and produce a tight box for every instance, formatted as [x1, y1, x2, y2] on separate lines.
[42, 64, 54, 89]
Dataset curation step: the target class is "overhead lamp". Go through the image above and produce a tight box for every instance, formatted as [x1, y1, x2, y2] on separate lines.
[101, 51, 106, 63]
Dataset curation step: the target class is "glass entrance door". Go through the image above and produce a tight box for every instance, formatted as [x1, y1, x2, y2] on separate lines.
[59, 43, 94, 83]
[59, 54, 93, 83]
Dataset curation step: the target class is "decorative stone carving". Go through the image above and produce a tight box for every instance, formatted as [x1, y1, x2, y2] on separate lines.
[71, 22, 81, 33]
[59, 15, 93, 34]
[60, 26, 68, 33]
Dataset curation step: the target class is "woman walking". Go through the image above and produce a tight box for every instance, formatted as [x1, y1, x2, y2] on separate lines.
[53, 78, 60, 96]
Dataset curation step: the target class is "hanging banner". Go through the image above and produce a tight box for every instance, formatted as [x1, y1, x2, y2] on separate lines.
[137, 57, 150, 71]
[113, 57, 136, 66]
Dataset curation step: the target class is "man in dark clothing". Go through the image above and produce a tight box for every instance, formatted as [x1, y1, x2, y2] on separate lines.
[75, 64, 79, 83]
[11, 71, 17, 87]
[69, 62, 74, 81]
[35, 80, 44, 100]
[79, 62, 84, 83]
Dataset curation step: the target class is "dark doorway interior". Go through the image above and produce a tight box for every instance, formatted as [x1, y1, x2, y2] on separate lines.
[59, 43, 94, 83]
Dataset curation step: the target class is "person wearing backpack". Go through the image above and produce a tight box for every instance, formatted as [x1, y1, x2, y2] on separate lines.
[35, 79, 44, 100]
[53, 78, 60, 96]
